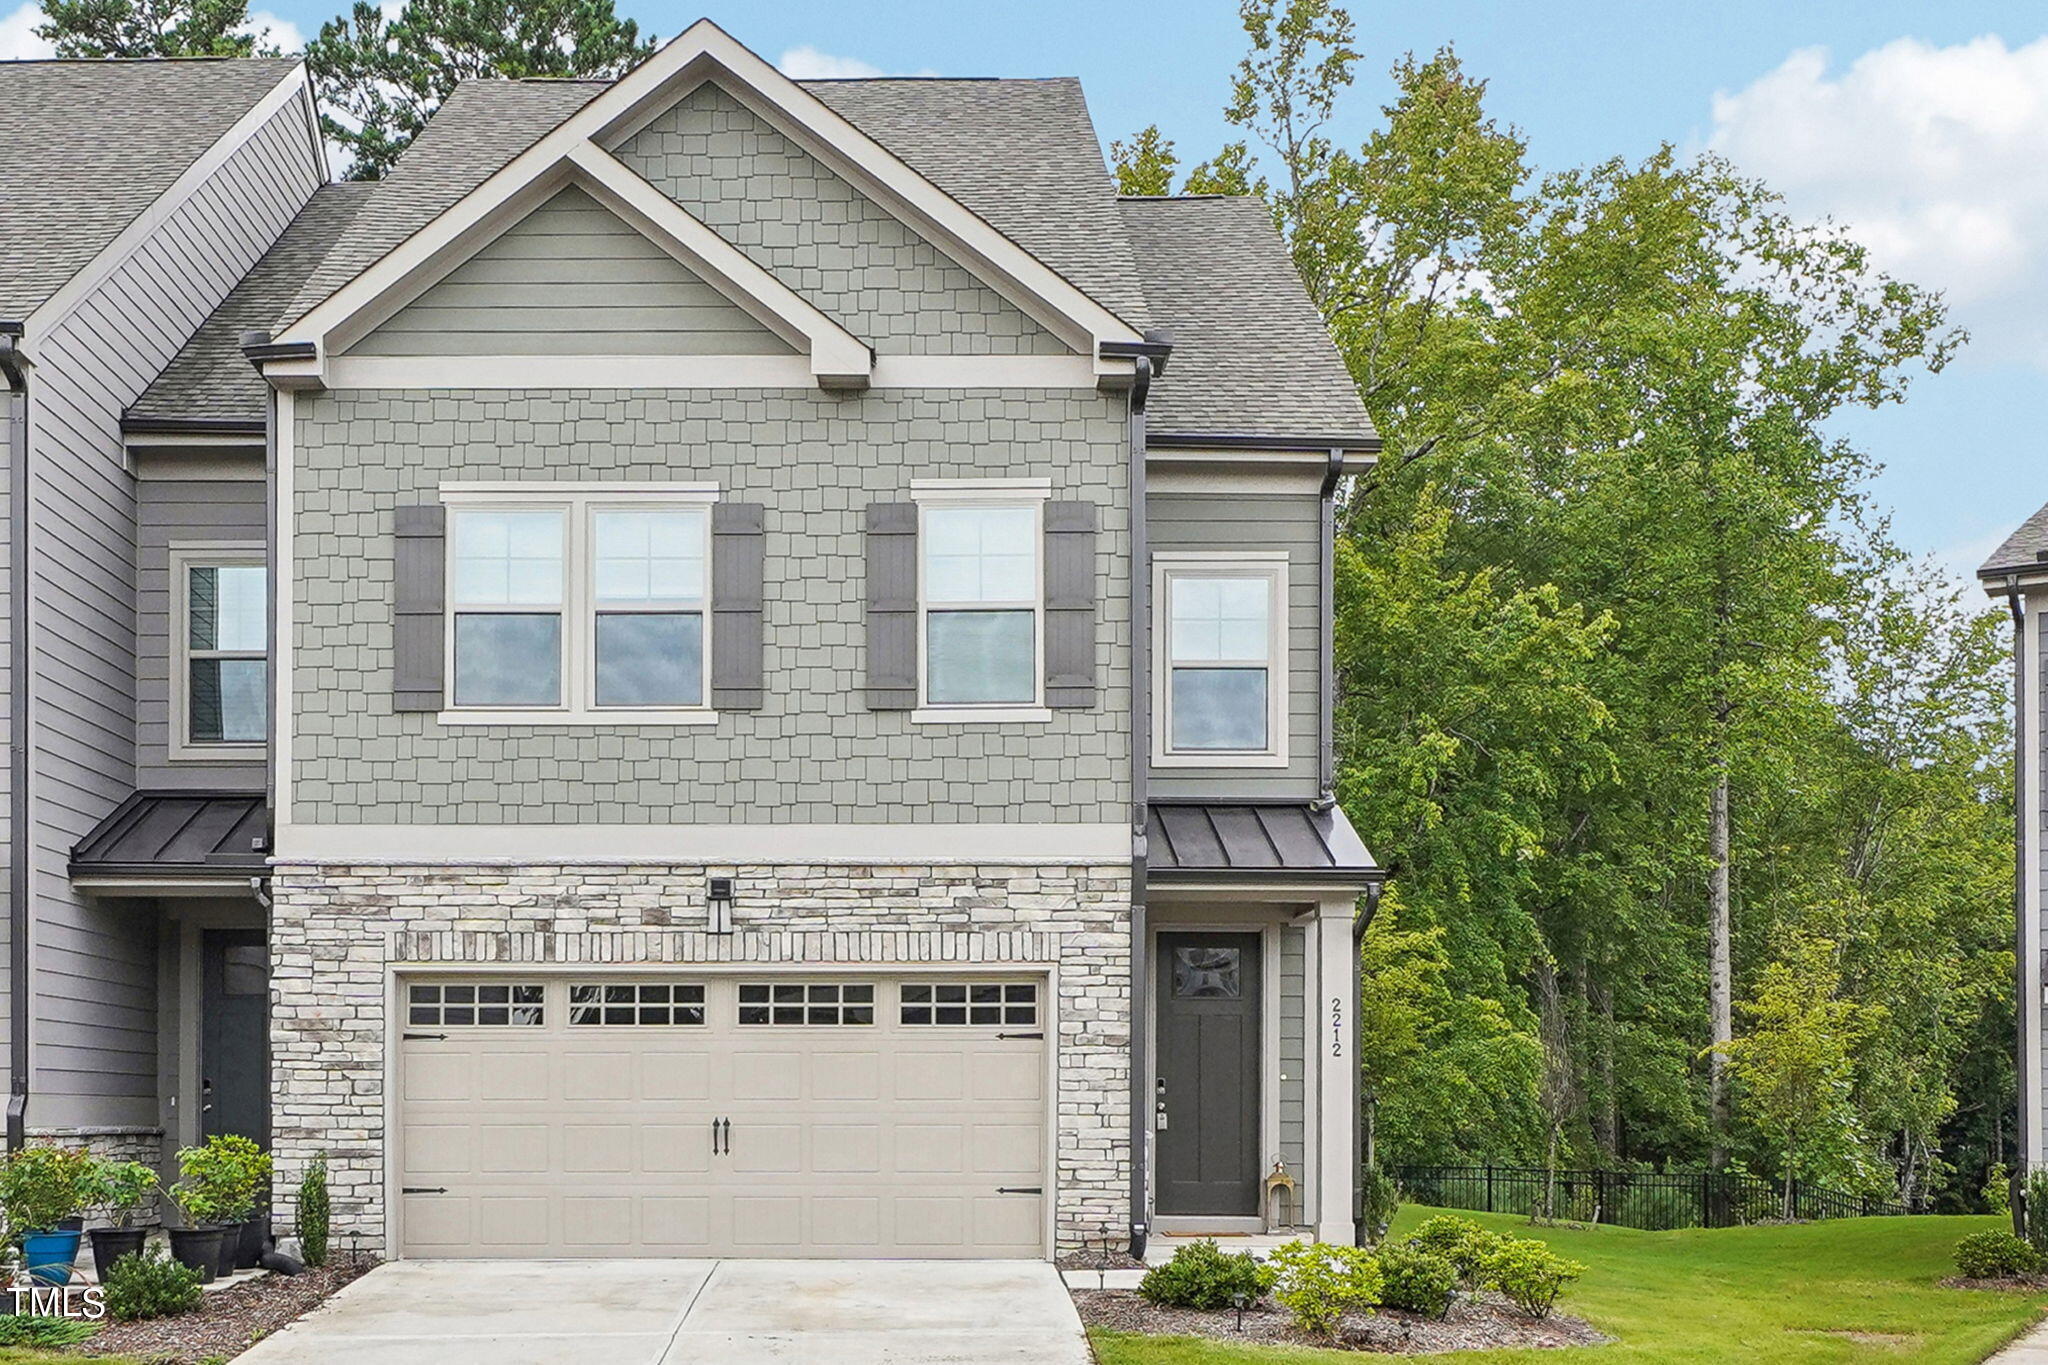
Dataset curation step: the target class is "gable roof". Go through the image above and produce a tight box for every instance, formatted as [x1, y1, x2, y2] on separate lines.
[1119, 195, 1377, 448]
[0, 57, 303, 321]
[1980, 499, 2048, 579]
[126, 182, 376, 432]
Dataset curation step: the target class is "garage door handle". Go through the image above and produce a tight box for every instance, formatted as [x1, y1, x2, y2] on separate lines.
[996, 1187, 1042, 1195]
[997, 1032, 1043, 1040]
[401, 1187, 446, 1195]
[721, 1118, 731, 1154]
[712, 1117, 729, 1155]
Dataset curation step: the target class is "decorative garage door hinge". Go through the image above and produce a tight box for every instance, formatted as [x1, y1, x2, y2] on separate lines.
[402, 1032, 448, 1041]
[996, 1187, 1042, 1195]
[401, 1187, 447, 1195]
[996, 1031, 1044, 1040]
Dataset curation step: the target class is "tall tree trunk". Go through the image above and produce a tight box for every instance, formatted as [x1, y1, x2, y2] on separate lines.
[1709, 765, 1733, 1169]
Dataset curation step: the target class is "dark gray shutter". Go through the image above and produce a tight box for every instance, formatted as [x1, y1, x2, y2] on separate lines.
[865, 501, 918, 710]
[711, 501, 766, 710]
[392, 504, 446, 712]
[1044, 500, 1097, 708]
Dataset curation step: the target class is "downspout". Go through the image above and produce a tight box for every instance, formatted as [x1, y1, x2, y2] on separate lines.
[1317, 449, 1344, 808]
[2, 321, 30, 1152]
[2006, 577, 2029, 1231]
[1127, 352, 1154, 1261]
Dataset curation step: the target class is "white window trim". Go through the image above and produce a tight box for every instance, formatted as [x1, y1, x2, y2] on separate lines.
[438, 485, 720, 725]
[911, 481, 1051, 725]
[1152, 551, 1290, 769]
[169, 543, 267, 763]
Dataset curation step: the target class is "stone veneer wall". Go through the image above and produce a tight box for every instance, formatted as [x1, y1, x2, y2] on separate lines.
[269, 860, 1132, 1256]
[26, 1127, 165, 1228]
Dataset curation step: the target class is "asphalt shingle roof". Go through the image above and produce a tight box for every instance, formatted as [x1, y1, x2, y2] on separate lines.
[1981, 500, 2048, 578]
[1118, 195, 1377, 446]
[127, 182, 375, 429]
[0, 58, 301, 320]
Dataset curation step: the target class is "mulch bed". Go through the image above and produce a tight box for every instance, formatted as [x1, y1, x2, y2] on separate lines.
[1073, 1288, 1610, 1354]
[1943, 1273, 2048, 1291]
[1055, 1249, 1148, 1272]
[77, 1258, 374, 1363]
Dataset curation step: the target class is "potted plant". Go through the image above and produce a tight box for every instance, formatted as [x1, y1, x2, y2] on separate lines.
[212, 1137, 272, 1270]
[0, 1145, 93, 1286]
[82, 1158, 158, 1282]
[167, 1141, 240, 1283]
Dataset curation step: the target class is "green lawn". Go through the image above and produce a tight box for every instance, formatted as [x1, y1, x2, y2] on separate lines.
[1091, 1206, 2048, 1365]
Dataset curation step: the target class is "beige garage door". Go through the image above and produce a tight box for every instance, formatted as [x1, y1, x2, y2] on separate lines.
[396, 974, 1048, 1258]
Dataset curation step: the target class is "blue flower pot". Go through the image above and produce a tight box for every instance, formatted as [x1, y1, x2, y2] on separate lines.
[21, 1229, 81, 1286]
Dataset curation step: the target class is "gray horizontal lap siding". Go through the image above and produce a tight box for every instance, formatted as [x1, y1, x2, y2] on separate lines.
[1281, 924, 1306, 1220]
[26, 92, 320, 1127]
[136, 474, 267, 789]
[289, 387, 1132, 826]
[1146, 491, 1321, 800]
[614, 82, 1067, 357]
[352, 185, 796, 358]
[2039, 596, 2047, 1154]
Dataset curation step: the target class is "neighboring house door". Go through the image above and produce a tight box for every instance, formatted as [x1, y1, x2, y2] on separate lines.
[202, 930, 270, 1147]
[1155, 931, 1262, 1217]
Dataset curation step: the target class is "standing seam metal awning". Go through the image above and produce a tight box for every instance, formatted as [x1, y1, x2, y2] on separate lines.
[69, 791, 268, 879]
[1145, 801, 1380, 884]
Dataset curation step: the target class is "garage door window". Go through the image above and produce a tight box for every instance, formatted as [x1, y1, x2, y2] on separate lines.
[408, 982, 544, 1027]
[900, 982, 1038, 1026]
[738, 982, 875, 1026]
[569, 982, 707, 1026]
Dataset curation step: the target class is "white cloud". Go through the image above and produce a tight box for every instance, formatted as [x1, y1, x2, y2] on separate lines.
[776, 44, 936, 80]
[0, 2, 53, 59]
[242, 8, 303, 53]
[1710, 36, 2048, 370]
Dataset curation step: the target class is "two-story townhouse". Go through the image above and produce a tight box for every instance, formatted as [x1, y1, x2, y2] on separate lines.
[1985, 502, 2048, 1196]
[0, 58, 326, 1191]
[38, 20, 1381, 1262]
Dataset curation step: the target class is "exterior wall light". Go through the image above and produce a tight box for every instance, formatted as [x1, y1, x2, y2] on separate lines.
[707, 877, 735, 935]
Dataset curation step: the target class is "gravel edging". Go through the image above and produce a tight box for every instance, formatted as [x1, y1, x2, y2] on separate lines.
[1074, 1288, 1611, 1354]
[77, 1258, 374, 1363]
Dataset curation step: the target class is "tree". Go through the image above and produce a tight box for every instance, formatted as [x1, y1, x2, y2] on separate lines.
[1109, 126, 1179, 196]
[307, 0, 655, 179]
[34, 0, 274, 57]
[1720, 937, 1871, 1217]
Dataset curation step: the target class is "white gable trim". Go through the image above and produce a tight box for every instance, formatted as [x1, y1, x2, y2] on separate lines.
[271, 19, 1139, 385]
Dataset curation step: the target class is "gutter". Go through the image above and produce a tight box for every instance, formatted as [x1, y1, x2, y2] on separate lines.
[2002, 575, 2030, 1224]
[1148, 431, 1383, 454]
[2, 320, 29, 1152]
[1317, 449, 1344, 808]
[1127, 348, 1156, 1261]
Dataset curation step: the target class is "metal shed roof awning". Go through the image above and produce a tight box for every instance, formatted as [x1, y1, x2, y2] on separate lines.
[69, 791, 269, 885]
[1146, 801, 1382, 886]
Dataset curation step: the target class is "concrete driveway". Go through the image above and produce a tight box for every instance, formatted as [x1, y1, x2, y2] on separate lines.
[236, 1259, 1091, 1364]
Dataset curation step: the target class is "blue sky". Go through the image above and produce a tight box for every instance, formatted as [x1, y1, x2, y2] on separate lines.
[7, 0, 2040, 572]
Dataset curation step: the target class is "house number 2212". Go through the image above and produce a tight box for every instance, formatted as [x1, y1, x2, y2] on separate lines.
[1329, 997, 1343, 1056]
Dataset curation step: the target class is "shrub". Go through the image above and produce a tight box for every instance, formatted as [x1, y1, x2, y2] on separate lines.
[0, 1314, 99, 1347]
[1137, 1239, 1272, 1309]
[1985, 1162, 2011, 1216]
[103, 1246, 204, 1322]
[1375, 1242, 1456, 1318]
[2026, 1171, 2048, 1258]
[1955, 1230, 2041, 1280]
[0, 1144, 93, 1235]
[1358, 1168, 1400, 1245]
[1482, 1238, 1585, 1319]
[83, 1159, 159, 1229]
[173, 1135, 267, 1226]
[298, 1157, 330, 1268]
[1405, 1215, 1501, 1287]
[1267, 1239, 1381, 1338]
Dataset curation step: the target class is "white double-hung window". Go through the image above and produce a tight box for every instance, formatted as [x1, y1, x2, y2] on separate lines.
[916, 482, 1046, 715]
[172, 547, 267, 756]
[1154, 553, 1288, 766]
[444, 486, 714, 721]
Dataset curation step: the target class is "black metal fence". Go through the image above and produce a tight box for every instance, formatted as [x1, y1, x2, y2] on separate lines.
[1387, 1164, 1907, 1231]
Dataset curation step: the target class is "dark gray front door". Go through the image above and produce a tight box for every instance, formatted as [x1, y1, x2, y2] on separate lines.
[201, 930, 269, 1146]
[1156, 931, 1261, 1216]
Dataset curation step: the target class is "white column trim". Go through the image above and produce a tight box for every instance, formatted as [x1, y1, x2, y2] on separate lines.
[1312, 896, 1357, 1243]
[2026, 595, 2044, 1166]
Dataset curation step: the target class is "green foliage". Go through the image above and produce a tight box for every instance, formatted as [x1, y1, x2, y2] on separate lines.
[32, 0, 275, 57]
[0, 1145, 93, 1236]
[1480, 1237, 1585, 1319]
[1358, 1167, 1399, 1244]
[298, 1156, 330, 1268]
[1405, 1214, 1502, 1286]
[1136, 1239, 1273, 1310]
[1265, 1239, 1381, 1338]
[1952, 1229, 2040, 1280]
[1984, 1162, 2011, 1216]
[172, 1135, 267, 1226]
[2023, 1171, 2048, 1258]
[0, 1314, 99, 1346]
[306, 0, 655, 179]
[83, 1159, 159, 1229]
[1109, 126, 1179, 197]
[103, 1246, 204, 1321]
[1373, 1242, 1456, 1317]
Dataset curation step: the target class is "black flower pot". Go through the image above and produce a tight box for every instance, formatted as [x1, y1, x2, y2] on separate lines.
[214, 1226, 239, 1279]
[87, 1226, 147, 1282]
[235, 1215, 268, 1270]
[167, 1226, 224, 1284]
[56, 1216, 84, 1233]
